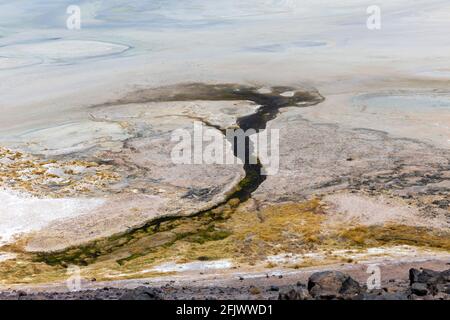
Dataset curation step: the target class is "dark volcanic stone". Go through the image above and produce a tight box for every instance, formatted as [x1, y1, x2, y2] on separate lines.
[409, 268, 450, 296]
[409, 268, 421, 284]
[119, 286, 162, 300]
[278, 285, 310, 300]
[341, 276, 361, 295]
[410, 268, 445, 283]
[437, 269, 450, 284]
[307, 271, 361, 299]
[436, 284, 450, 294]
[268, 286, 279, 292]
[417, 269, 440, 284]
[411, 283, 429, 296]
[363, 292, 408, 300]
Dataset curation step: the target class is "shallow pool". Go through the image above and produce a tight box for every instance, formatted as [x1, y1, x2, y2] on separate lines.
[354, 92, 450, 113]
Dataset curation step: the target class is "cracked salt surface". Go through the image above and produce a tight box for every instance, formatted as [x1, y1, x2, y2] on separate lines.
[0, 189, 105, 245]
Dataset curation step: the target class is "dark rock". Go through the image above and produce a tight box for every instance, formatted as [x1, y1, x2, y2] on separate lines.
[410, 268, 448, 284]
[439, 269, 450, 282]
[378, 292, 408, 300]
[341, 276, 361, 295]
[436, 284, 450, 294]
[427, 270, 450, 295]
[17, 291, 27, 297]
[363, 292, 408, 300]
[308, 271, 361, 299]
[409, 268, 450, 296]
[119, 286, 162, 300]
[32, 294, 50, 300]
[417, 269, 440, 284]
[409, 268, 421, 284]
[268, 285, 279, 292]
[367, 288, 385, 296]
[278, 286, 310, 300]
[411, 283, 428, 296]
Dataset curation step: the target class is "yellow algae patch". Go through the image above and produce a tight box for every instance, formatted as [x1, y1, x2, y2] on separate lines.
[335, 224, 450, 250]
[0, 198, 449, 285]
[0, 255, 64, 285]
[232, 199, 324, 243]
[1, 199, 323, 283]
[0, 146, 121, 197]
[87, 199, 449, 277]
[68, 199, 325, 273]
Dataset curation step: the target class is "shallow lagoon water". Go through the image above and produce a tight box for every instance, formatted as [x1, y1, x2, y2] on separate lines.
[0, 39, 130, 63]
[245, 40, 328, 53]
[354, 92, 450, 113]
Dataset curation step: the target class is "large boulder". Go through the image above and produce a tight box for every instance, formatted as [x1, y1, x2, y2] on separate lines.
[409, 268, 446, 284]
[307, 271, 361, 299]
